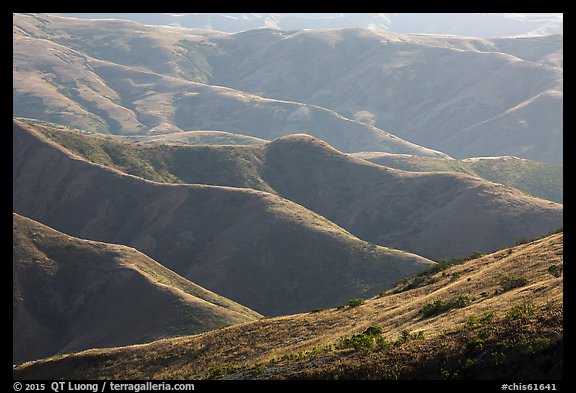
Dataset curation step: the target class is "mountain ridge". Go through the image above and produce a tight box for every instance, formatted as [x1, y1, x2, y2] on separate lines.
[13, 212, 261, 364]
[351, 151, 562, 203]
[13, 119, 435, 316]
[13, 13, 449, 158]
[28, 120, 563, 260]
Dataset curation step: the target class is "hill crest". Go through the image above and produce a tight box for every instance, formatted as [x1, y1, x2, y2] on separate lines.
[13, 120, 435, 316]
[13, 212, 261, 363]
[23, 119, 562, 260]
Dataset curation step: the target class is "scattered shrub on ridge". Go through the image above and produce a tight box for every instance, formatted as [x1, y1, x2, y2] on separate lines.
[420, 295, 471, 318]
[500, 275, 529, 292]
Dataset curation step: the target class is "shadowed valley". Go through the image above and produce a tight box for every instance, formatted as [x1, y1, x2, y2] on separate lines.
[13, 120, 435, 317]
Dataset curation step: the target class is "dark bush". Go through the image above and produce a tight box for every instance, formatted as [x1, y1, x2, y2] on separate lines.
[420, 295, 471, 318]
[500, 276, 529, 291]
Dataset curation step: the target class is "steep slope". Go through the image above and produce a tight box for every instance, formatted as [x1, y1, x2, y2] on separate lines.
[14, 232, 563, 380]
[13, 13, 447, 158]
[204, 28, 562, 163]
[257, 136, 562, 259]
[351, 152, 563, 203]
[13, 213, 261, 364]
[13, 120, 434, 316]
[35, 124, 563, 260]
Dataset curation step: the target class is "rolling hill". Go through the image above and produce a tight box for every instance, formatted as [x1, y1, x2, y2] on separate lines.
[13, 120, 435, 316]
[13, 212, 261, 364]
[16, 13, 563, 163]
[13, 13, 447, 158]
[13, 231, 563, 380]
[351, 152, 563, 203]
[31, 121, 563, 260]
[12, 13, 564, 380]
[203, 28, 562, 163]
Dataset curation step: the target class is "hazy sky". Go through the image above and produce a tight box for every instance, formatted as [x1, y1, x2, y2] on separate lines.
[54, 13, 562, 37]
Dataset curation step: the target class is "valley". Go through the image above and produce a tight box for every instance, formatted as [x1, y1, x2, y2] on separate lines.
[12, 12, 563, 381]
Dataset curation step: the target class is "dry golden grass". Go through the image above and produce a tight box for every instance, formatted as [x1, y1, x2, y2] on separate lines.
[14, 232, 563, 380]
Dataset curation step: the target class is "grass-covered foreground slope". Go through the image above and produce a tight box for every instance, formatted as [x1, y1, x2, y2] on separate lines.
[13, 120, 434, 317]
[14, 232, 563, 380]
[13, 213, 261, 364]
[352, 152, 562, 203]
[33, 122, 563, 260]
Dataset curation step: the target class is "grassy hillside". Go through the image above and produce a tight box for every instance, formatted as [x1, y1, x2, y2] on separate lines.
[14, 119, 269, 146]
[107, 131, 268, 146]
[13, 13, 447, 158]
[205, 28, 563, 163]
[13, 213, 261, 363]
[32, 122, 563, 260]
[13, 120, 434, 317]
[14, 232, 563, 380]
[14, 13, 562, 162]
[352, 152, 563, 203]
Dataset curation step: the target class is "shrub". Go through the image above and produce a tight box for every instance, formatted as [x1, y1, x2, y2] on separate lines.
[338, 326, 390, 353]
[505, 302, 536, 322]
[467, 338, 486, 354]
[548, 264, 563, 278]
[420, 295, 471, 318]
[346, 298, 365, 308]
[395, 329, 425, 346]
[421, 300, 450, 317]
[500, 276, 529, 291]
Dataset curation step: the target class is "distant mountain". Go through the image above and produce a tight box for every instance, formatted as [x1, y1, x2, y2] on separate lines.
[201, 29, 563, 163]
[52, 13, 563, 37]
[351, 152, 563, 203]
[13, 13, 447, 158]
[32, 122, 563, 260]
[13, 213, 261, 363]
[13, 120, 434, 316]
[14, 231, 563, 380]
[14, 13, 562, 163]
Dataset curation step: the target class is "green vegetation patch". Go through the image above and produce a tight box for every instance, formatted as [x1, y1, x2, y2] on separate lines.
[420, 295, 471, 318]
[337, 326, 389, 354]
[337, 326, 425, 355]
[338, 298, 365, 309]
[505, 302, 536, 322]
[500, 275, 530, 292]
[390, 250, 485, 294]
